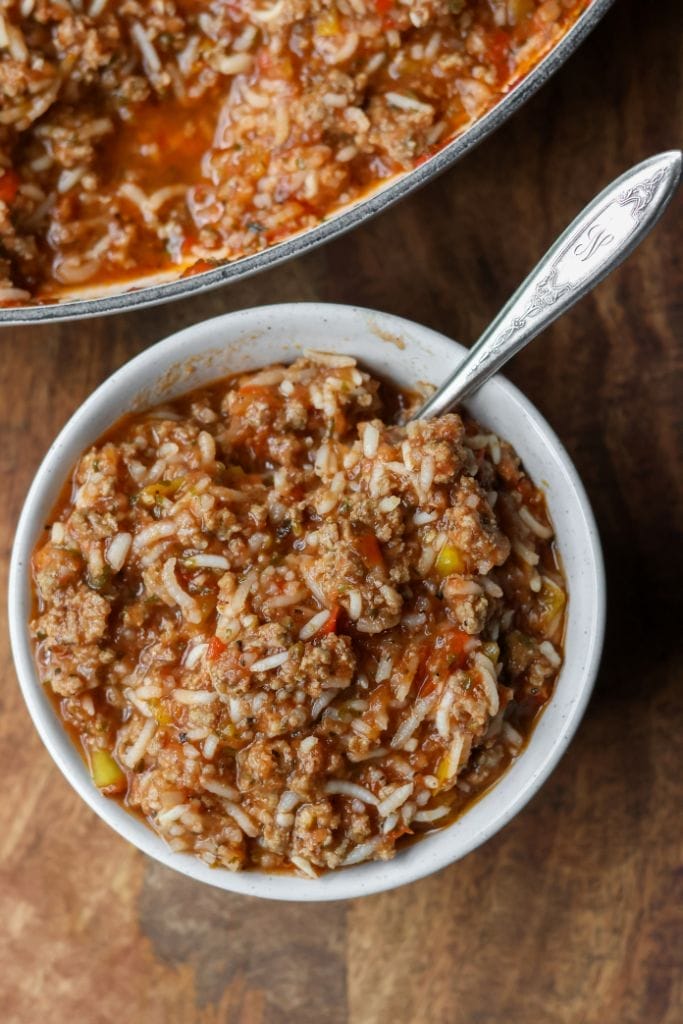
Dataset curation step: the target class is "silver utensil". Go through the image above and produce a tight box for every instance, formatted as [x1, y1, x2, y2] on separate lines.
[415, 150, 682, 419]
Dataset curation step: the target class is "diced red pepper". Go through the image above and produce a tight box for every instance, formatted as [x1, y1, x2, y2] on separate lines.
[487, 29, 512, 83]
[207, 636, 227, 661]
[375, 0, 393, 13]
[515, 477, 534, 502]
[0, 169, 20, 205]
[317, 603, 341, 637]
[181, 257, 221, 278]
[356, 532, 384, 569]
[180, 234, 199, 256]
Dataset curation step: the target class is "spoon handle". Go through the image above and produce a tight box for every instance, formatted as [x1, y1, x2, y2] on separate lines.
[416, 150, 682, 419]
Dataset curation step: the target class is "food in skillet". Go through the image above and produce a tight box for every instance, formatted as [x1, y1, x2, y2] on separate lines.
[1, 0, 589, 304]
[31, 353, 567, 876]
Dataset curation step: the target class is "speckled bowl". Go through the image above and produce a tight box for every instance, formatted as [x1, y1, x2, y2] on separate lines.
[9, 303, 605, 900]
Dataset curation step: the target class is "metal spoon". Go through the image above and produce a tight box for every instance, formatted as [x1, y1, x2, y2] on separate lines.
[415, 150, 682, 420]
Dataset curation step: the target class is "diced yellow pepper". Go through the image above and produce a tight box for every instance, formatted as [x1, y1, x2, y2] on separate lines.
[482, 641, 500, 664]
[91, 749, 125, 789]
[435, 543, 464, 577]
[436, 733, 465, 782]
[316, 10, 340, 35]
[138, 477, 185, 506]
[537, 576, 566, 632]
[150, 699, 172, 726]
[508, 0, 535, 21]
[436, 754, 452, 783]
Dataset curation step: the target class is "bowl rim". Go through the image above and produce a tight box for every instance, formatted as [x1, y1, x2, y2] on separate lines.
[0, 0, 615, 326]
[8, 302, 606, 900]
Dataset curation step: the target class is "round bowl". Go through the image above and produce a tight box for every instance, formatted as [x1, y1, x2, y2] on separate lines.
[9, 303, 605, 900]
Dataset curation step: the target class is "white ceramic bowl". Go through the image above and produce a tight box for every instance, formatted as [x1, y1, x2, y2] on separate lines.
[9, 303, 605, 901]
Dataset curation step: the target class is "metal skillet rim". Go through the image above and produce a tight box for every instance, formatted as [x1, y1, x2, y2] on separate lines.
[0, 0, 615, 326]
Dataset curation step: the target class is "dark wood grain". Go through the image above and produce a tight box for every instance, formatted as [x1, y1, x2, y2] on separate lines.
[1, 1, 681, 1021]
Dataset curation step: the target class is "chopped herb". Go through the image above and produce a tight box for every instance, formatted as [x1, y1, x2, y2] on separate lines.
[87, 569, 111, 591]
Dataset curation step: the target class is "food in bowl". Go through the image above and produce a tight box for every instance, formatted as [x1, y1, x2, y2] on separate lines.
[30, 351, 567, 877]
[0, 0, 590, 306]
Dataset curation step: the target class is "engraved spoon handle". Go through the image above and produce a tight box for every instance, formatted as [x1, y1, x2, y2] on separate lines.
[415, 150, 682, 420]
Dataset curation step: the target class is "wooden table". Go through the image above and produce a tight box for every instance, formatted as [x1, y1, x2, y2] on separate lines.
[2, 1, 681, 1020]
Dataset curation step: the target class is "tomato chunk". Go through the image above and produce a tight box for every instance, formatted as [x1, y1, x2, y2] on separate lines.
[207, 636, 227, 661]
[0, 169, 20, 204]
[356, 533, 384, 569]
